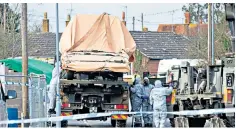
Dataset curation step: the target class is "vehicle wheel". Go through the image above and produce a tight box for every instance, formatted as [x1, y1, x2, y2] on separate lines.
[226, 116, 235, 127]
[111, 120, 116, 127]
[67, 70, 74, 80]
[61, 120, 68, 128]
[116, 120, 127, 127]
[169, 118, 175, 127]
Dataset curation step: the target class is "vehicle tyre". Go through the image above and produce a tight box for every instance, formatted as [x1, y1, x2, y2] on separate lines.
[116, 120, 127, 127]
[169, 118, 175, 127]
[226, 116, 235, 127]
[67, 70, 74, 80]
[111, 120, 116, 127]
[61, 120, 68, 128]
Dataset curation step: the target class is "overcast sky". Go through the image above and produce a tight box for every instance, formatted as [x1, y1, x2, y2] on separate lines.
[26, 3, 186, 32]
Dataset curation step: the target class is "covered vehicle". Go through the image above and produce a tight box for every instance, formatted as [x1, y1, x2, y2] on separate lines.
[58, 13, 136, 127]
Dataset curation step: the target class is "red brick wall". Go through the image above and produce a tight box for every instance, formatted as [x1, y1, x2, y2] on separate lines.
[133, 50, 161, 77]
[147, 60, 160, 76]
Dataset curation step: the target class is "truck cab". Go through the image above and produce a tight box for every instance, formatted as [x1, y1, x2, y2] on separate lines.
[0, 81, 17, 128]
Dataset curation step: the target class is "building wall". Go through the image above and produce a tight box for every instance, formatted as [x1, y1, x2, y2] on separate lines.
[133, 50, 160, 77]
[133, 50, 149, 77]
[147, 60, 160, 76]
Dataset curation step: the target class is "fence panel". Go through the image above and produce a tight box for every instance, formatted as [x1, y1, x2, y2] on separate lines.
[29, 73, 47, 127]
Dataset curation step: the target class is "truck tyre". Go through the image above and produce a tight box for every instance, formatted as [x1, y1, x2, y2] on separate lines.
[116, 120, 126, 127]
[67, 70, 74, 80]
[226, 116, 235, 127]
[111, 120, 116, 127]
[61, 120, 68, 128]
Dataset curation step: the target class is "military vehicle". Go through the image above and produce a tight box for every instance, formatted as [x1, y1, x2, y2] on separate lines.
[57, 13, 136, 127]
[161, 3, 235, 127]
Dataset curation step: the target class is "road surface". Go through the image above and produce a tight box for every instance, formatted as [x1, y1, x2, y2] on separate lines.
[67, 117, 172, 127]
[68, 118, 132, 127]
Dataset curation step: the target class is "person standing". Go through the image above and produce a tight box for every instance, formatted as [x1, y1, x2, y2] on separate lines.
[48, 62, 62, 114]
[141, 77, 154, 127]
[130, 76, 143, 127]
[149, 80, 173, 128]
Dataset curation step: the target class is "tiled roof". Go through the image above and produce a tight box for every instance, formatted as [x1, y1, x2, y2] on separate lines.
[130, 31, 190, 59]
[14, 32, 61, 58]
[14, 31, 189, 60]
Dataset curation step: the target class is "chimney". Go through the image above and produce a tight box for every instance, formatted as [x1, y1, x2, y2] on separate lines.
[42, 12, 49, 32]
[143, 27, 148, 32]
[184, 11, 190, 24]
[66, 14, 71, 27]
[122, 11, 126, 26]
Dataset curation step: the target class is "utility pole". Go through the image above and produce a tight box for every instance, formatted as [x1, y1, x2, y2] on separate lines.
[211, 4, 215, 65]
[197, 4, 200, 57]
[125, 6, 127, 21]
[141, 13, 143, 31]
[55, 3, 61, 128]
[208, 3, 212, 65]
[21, 3, 29, 127]
[171, 10, 174, 32]
[3, 3, 6, 32]
[132, 17, 135, 31]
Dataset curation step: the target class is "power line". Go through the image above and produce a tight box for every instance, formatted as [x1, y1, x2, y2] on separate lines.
[134, 17, 183, 24]
[127, 8, 181, 18]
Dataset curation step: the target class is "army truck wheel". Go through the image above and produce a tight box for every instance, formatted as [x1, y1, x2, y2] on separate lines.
[67, 71, 74, 80]
[111, 120, 116, 127]
[116, 120, 126, 127]
[61, 120, 68, 128]
[226, 116, 235, 127]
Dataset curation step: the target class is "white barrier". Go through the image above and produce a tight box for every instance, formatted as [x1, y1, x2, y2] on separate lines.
[0, 108, 235, 125]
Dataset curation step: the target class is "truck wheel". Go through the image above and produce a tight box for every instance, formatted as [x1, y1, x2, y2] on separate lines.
[61, 120, 68, 128]
[116, 120, 126, 127]
[226, 116, 235, 127]
[111, 120, 116, 127]
[67, 71, 74, 80]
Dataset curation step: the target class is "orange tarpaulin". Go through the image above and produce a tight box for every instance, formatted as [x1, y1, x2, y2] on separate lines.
[59, 13, 136, 72]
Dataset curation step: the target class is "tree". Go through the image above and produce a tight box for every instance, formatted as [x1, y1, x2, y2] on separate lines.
[187, 18, 231, 65]
[182, 3, 226, 24]
[0, 3, 20, 32]
[182, 3, 208, 23]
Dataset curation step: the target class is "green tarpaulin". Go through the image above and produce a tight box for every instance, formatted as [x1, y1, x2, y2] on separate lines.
[0, 58, 54, 84]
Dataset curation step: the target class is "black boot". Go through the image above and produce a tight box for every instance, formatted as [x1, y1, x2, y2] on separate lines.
[134, 123, 142, 127]
[48, 109, 56, 114]
[148, 123, 153, 127]
[144, 124, 148, 127]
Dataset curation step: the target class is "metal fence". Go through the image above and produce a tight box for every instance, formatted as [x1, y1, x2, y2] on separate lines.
[28, 73, 48, 127]
[0, 63, 48, 127]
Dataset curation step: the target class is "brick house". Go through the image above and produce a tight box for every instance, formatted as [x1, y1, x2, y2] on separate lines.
[130, 31, 189, 76]
[157, 11, 208, 36]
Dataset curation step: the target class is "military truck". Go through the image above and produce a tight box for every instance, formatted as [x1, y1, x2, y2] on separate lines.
[57, 13, 136, 127]
[164, 3, 235, 127]
[166, 55, 234, 127]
